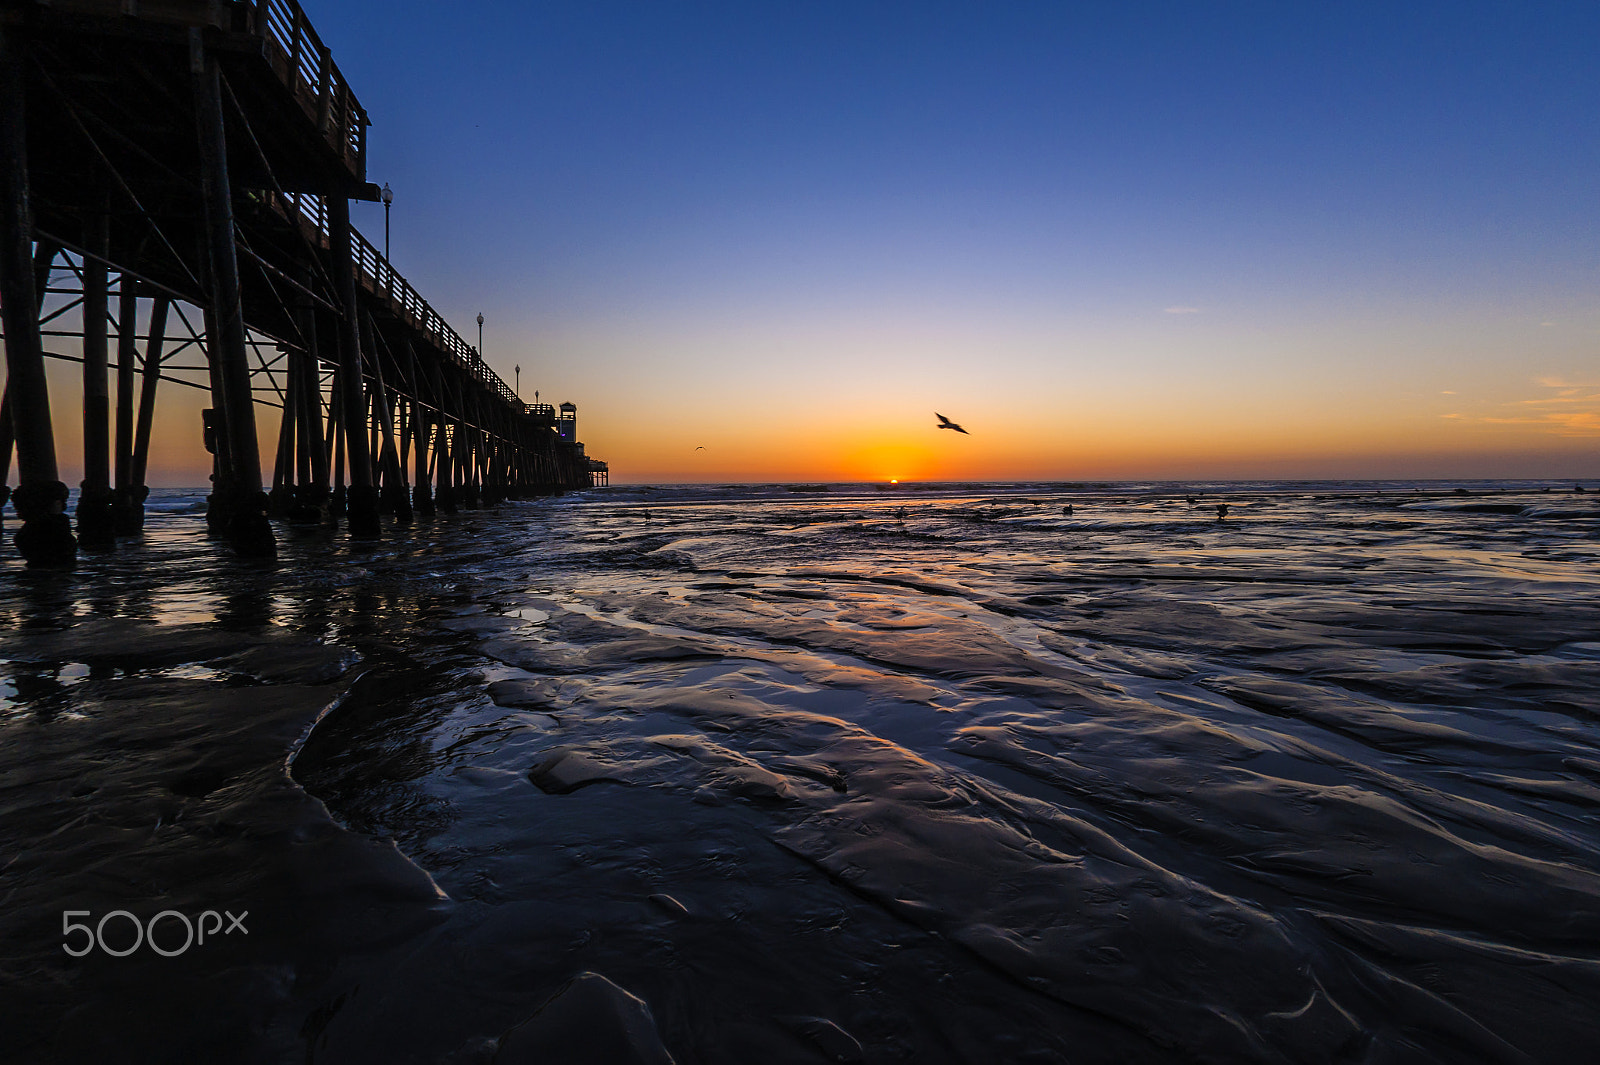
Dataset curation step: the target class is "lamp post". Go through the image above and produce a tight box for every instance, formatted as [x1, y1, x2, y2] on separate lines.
[515, 364, 521, 399]
[381, 182, 392, 259]
[477, 312, 484, 360]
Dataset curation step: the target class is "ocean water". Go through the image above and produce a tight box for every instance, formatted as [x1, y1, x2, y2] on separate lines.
[3, 479, 1600, 1063]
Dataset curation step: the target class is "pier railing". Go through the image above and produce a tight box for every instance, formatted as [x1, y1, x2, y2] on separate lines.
[272, 191, 524, 412]
[254, 0, 369, 179]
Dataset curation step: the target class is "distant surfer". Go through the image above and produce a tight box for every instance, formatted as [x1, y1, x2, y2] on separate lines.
[1062, 504, 1073, 515]
[935, 413, 969, 434]
[1216, 503, 1229, 519]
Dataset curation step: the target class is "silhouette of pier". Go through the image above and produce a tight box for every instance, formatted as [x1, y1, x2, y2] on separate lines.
[1, 0, 607, 566]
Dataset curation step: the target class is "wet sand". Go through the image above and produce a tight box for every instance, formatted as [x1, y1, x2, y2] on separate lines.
[3, 481, 1599, 1062]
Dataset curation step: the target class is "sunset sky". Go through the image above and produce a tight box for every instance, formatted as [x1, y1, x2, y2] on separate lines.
[32, 0, 1600, 484]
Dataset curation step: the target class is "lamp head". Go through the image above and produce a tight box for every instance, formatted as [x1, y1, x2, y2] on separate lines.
[381, 182, 392, 205]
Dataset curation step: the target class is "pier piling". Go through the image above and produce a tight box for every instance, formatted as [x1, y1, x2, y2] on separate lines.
[113, 275, 140, 534]
[0, 27, 74, 566]
[77, 196, 114, 551]
[193, 35, 272, 556]
[328, 193, 378, 539]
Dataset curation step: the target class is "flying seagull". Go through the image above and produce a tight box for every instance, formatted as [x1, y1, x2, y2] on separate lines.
[694, 446, 705, 450]
[935, 413, 969, 435]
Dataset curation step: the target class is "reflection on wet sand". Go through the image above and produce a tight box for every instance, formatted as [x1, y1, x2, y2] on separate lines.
[3, 481, 1599, 1062]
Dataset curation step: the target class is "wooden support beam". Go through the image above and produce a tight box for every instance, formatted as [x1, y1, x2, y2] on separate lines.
[412, 407, 434, 515]
[378, 378, 411, 522]
[366, 380, 380, 488]
[1, 29, 75, 566]
[305, 347, 330, 506]
[293, 346, 314, 493]
[408, 343, 434, 515]
[77, 200, 115, 550]
[327, 192, 378, 537]
[112, 274, 142, 533]
[435, 415, 455, 514]
[327, 370, 342, 492]
[269, 342, 296, 516]
[0, 389, 10, 501]
[0, 239, 56, 502]
[289, 344, 315, 516]
[198, 300, 228, 534]
[363, 313, 411, 523]
[192, 31, 273, 556]
[290, 288, 329, 522]
[129, 294, 167, 502]
[113, 278, 136, 491]
[457, 378, 480, 508]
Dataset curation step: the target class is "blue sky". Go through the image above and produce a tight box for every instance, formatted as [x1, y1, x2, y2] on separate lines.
[307, 0, 1597, 481]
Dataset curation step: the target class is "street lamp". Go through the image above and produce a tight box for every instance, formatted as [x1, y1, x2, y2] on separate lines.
[476, 312, 484, 360]
[381, 182, 392, 259]
[515, 364, 521, 399]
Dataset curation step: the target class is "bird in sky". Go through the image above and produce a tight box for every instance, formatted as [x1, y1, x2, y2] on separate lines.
[935, 413, 969, 435]
[694, 446, 705, 450]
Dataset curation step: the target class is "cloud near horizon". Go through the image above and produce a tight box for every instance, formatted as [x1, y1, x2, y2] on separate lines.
[1455, 379, 1600, 438]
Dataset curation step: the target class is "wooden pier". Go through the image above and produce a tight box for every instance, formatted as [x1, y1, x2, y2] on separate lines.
[0, 0, 607, 566]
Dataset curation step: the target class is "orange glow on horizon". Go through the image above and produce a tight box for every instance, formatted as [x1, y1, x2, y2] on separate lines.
[18, 326, 1600, 489]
